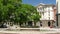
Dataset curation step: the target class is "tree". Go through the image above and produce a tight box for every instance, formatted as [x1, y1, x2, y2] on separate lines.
[19, 4, 41, 26]
[31, 13, 41, 26]
[0, 0, 41, 26]
[0, 0, 22, 24]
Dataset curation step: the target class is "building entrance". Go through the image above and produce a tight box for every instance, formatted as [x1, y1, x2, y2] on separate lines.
[48, 21, 51, 27]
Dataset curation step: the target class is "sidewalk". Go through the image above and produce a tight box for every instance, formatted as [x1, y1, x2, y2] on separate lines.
[0, 30, 59, 34]
[0, 27, 60, 34]
[39, 27, 60, 32]
[0, 27, 60, 31]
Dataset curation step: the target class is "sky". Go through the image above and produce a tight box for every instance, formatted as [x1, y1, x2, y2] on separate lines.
[22, 0, 56, 6]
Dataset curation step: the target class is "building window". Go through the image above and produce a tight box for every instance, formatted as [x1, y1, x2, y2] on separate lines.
[38, 8, 44, 12]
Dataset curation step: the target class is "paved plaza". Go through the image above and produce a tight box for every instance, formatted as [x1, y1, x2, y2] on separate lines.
[0, 31, 59, 34]
[0, 27, 60, 34]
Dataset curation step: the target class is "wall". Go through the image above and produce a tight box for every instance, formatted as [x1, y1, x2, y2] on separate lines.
[56, 0, 60, 27]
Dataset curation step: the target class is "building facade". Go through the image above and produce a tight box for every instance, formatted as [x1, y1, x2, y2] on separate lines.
[56, 0, 60, 28]
[36, 3, 56, 27]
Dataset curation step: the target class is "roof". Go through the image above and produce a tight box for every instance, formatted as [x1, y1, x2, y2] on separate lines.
[36, 3, 55, 8]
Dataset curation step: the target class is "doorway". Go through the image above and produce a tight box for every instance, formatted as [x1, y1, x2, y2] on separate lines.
[48, 21, 51, 27]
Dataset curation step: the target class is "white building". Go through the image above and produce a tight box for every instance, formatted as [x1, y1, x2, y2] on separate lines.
[36, 3, 56, 27]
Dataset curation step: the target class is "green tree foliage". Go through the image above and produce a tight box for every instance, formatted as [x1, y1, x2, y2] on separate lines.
[19, 4, 41, 26]
[0, 0, 22, 22]
[0, 0, 41, 26]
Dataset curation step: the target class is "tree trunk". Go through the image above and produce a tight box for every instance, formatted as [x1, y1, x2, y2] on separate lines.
[19, 22, 21, 27]
[25, 22, 26, 26]
[34, 22, 36, 26]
